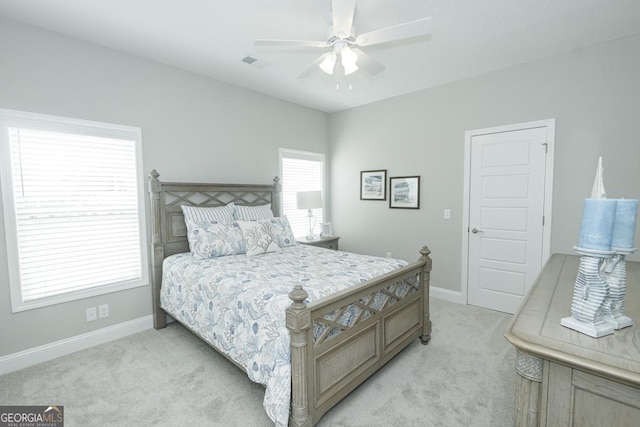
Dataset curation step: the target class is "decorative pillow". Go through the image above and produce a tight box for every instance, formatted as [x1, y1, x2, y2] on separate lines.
[234, 203, 274, 221]
[237, 220, 281, 256]
[181, 204, 235, 224]
[181, 204, 242, 258]
[268, 216, 297, 248]
[186, 220, 246, 259]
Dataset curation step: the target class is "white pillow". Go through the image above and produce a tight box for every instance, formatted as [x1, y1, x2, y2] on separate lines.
[237, 219, 281, 256]
[269, 216, 297, 248]
[187, 220, 246, 259]
[181, 204, 241, 257]
[234, 203, 274, 221]
[181, 204, 235, 223]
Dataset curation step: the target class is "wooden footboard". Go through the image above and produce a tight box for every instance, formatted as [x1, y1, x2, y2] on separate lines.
[287, 246, 432, 426]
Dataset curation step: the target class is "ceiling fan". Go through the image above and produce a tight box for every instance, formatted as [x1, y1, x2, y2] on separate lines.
[255, 0, 432, 78]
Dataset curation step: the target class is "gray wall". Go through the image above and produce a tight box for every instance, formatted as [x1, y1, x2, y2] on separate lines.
[0, 18, 328, 357]
[2, 16, 639, 358]
[329, 34, 640, 294]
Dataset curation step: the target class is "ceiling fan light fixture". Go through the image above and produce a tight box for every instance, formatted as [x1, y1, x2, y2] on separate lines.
[319, 53, 337, 74]
[341, 46, 358, 75]
[256, 2, 431, 80]
[343, 61, 359, 75]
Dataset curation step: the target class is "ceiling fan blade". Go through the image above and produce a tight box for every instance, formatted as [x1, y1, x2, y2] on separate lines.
[352, 48, 385, 76]
[297, 53, 331, 79]
[332, 0, 356, 39]
[255, 39, 329, 48]
[355, 17, 432, 47]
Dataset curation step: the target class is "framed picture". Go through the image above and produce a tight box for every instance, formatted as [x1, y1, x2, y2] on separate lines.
[390, 176, 420, 209]
[360, 170, 387, 200]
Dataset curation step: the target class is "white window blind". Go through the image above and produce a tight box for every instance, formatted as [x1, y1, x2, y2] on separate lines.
[0, 110, 148, 312]
[280, 149, 325, 238]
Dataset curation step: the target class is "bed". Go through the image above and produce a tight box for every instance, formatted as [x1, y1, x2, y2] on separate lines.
[148, 170, 432, 426]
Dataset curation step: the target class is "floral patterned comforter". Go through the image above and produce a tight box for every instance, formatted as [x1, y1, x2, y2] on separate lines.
[160, 244, 409, 426]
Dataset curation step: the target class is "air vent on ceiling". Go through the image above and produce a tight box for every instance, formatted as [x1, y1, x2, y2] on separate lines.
[241, 55, 259, 65]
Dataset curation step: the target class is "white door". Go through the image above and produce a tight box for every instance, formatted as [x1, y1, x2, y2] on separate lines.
[465, 123, 552, 314]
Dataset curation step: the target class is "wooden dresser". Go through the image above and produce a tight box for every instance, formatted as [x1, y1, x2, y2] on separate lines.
[504, 254, 640, 427]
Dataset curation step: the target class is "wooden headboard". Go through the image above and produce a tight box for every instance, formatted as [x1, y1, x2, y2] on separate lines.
[147, 169, 281, 328]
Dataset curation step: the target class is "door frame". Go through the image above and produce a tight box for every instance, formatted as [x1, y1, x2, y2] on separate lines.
[460, 119, 556, 306]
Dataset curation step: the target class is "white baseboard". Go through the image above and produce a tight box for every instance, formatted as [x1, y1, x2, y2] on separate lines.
[0, 315, 153, 376]
[430, 285, 466, 305]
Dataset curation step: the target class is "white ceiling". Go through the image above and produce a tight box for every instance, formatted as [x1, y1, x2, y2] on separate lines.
[1, 0, 640, 113]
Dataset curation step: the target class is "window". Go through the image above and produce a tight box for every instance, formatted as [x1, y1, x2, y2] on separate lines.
[0, 109, 149, 312]
[279, 148, 325, 238]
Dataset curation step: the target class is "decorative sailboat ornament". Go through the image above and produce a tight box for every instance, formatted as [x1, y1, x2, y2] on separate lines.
[591, 156, 606, 199]
[562, 156, 616, 337]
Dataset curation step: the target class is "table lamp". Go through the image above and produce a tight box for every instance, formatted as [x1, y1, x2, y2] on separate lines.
[296, 190, 322, 240]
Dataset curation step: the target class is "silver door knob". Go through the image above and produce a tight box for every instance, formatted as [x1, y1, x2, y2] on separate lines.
[471, 228, 482, 234]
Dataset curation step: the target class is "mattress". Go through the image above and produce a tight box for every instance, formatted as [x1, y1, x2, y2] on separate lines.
[160, 244, 413, 426]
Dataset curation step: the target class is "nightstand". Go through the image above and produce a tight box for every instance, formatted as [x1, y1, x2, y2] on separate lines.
[297, 236, 340, 250]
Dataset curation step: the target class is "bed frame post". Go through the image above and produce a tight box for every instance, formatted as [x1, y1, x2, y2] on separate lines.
[273, 176, 281, 216]
[419, 246, 432, 344]
[286, 285, 312, 427]
[148, 169, 166, 330]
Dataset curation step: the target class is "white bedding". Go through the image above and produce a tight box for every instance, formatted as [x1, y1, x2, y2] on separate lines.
[160, 244, 412, 426]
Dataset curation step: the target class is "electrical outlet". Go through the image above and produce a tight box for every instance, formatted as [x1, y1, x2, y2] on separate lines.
[98, 304, 110, 319]
[444, 209, 451, 219]
[386, 252, 392, 258]
[86, 307, 97, 322]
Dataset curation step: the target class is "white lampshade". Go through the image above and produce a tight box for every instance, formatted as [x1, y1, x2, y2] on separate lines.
[296, 190, 323, 210]
[341, 46, 359, 75]
[319, 53, 337, 75]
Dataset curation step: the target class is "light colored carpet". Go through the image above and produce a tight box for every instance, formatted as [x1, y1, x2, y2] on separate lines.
[0, 298, 515, 426]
